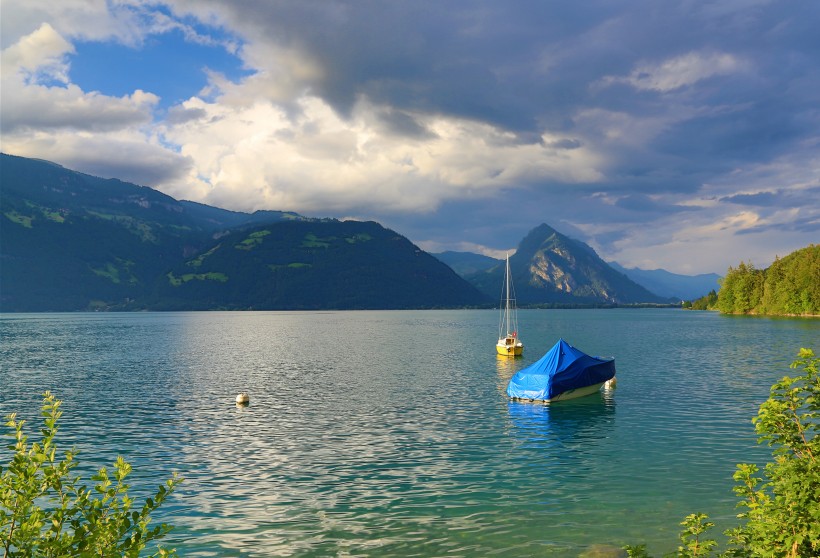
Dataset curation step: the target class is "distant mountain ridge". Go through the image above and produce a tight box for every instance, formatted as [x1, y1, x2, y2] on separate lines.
[2, 153, 687, 311]
[464, 224, 671, 305]
[433, 251, 501, 276]
[608, 262, 720, 301]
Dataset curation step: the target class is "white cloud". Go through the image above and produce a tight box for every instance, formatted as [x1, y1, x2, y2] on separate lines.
[0, 0, 147, 48]
[157, 91, 606, 214]
[602, 51, 747, 92]
[0, 21, 177, 186]
[1, 129, 190, 188]
[0, 25, 159, 135]
[415, 240, 510, 260]
[1, 23, 73, 84]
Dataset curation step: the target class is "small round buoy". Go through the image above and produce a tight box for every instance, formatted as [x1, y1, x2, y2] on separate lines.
[604, 377, 617, 390]
[236, 392, 250, 405]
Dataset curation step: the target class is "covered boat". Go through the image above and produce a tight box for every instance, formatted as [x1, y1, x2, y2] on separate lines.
[506, 339, 615, 403]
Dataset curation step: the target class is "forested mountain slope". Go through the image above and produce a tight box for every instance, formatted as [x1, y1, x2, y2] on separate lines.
[0, 153, 486, 311]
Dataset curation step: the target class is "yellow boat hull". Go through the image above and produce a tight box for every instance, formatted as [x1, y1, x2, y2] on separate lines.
[496, 338, 523, 356]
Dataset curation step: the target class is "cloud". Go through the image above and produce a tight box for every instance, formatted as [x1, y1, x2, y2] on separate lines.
[1, 0, 819, 275]
[0, 22, 73, 83]
[2, 129, 191, 188]
[721, 191, 780, 207]
[155, 91, 607, 214]
[0, 0, 148, 48]
[0, 21, 184, 187]
[0, 24, 159, 136]
[601, 51, 746, 92]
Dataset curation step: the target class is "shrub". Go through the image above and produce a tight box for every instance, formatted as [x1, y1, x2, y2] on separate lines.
[1, 392, 181, 556]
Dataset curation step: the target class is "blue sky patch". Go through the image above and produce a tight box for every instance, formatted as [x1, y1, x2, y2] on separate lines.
[69, 27, 251, 110]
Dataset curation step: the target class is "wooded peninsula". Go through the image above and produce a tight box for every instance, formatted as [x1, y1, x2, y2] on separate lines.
[684, 244, 818, 316]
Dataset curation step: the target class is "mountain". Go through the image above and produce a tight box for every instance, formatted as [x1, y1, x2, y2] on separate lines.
[0, 153, 486, 311]
[465, 224, 670, 305]
[1, 153, 213, 310]
[608, 262, 721, 301]
[147, 220, 486, 310]
[432, 251, 501, 276]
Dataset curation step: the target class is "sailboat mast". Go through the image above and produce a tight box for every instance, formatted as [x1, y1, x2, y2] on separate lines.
[505, 253, 511, 335]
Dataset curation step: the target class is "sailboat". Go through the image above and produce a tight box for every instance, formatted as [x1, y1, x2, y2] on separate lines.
[496, 253, 523, 356]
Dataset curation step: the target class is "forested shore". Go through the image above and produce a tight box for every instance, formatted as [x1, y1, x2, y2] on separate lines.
[684, 244, 818, 316]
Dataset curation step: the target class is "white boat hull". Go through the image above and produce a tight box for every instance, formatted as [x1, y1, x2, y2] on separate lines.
[511, 381, 606, 403]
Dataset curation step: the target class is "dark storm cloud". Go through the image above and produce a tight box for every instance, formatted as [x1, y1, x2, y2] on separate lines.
[222, 1, 625, 128]
[212, 0, 820, 203]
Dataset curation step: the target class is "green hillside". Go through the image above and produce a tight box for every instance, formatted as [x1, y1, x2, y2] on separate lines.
[0, 154, 214, 310]
[148, 220, 487, 310]
[0, 153, 487, 311]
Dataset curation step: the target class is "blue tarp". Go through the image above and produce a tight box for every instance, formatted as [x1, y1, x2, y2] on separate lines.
[506, 338, 616, 401]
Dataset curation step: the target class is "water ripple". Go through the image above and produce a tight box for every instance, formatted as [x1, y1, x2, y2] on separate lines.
[1, 310, 816, 556]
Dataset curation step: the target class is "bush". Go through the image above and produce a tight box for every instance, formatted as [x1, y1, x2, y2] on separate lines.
[1, 392, 181, 556]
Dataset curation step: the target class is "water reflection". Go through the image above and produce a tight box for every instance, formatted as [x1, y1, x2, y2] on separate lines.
[495, 353, 527, 395]
[506, 392, 616, 454]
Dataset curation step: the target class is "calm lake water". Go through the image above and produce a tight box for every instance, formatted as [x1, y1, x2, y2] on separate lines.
[1, 309, 818, 556]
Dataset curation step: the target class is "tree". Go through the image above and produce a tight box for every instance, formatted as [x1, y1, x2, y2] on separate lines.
[725, 347, 820, 557]
[717, 261, 764, 314]
[625, 348, 820, 557]
[1, 392, 181, 556]
[717, 246, 818, 316]
[686, 290, 718, 311]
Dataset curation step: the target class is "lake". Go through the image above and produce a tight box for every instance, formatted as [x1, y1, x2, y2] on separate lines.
[1, 309, 817, 556]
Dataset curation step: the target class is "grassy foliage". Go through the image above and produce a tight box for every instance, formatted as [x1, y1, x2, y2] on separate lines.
[186, 245, 222, 268]
[3, 212, 33, 229]
[345, 233, 373, 244]
[1, 393, 180, 556]
[235, 230, 271, 250]
[167, 271, 229, 286]
[153, 220, 486, 310]
[300, 233, 334, 248]
[626, 348, 820, 557]
[90, 260, 138, 285]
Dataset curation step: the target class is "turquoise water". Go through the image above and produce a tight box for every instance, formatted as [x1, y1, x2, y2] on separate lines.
[1, 309, 817, 556]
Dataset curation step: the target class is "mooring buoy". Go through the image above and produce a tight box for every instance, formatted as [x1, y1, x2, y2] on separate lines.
[236, 392, 250, 405]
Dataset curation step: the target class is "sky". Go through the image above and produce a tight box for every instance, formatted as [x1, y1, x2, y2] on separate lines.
[1, 1, 818, 275]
